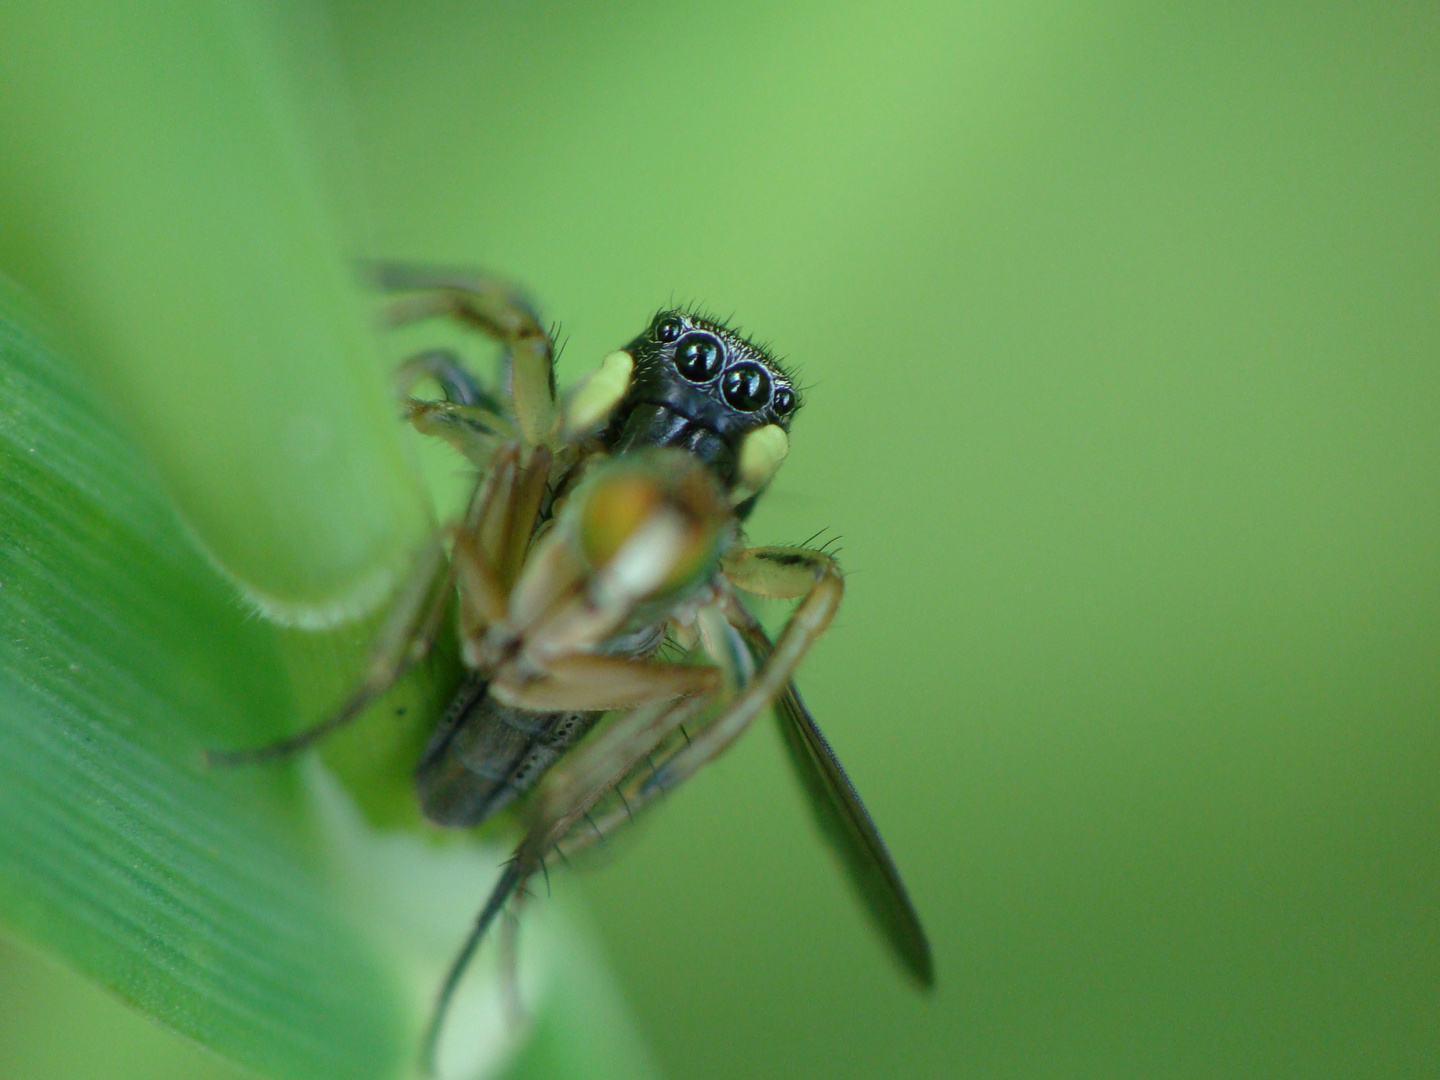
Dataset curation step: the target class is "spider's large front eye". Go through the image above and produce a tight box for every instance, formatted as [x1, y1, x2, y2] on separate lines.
[655, 316, 684, 343]
[674, 332, 725, 383]
[721, 362, 772, 412]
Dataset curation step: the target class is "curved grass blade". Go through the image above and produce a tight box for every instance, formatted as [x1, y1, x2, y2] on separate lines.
[0, 294, 411, 1079]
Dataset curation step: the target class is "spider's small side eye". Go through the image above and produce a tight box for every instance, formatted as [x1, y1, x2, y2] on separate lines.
[675, 332, 725, 382]
[722, 362, 772, 412]
[772, 386, 796, 416]
[655, 316, 684, 343]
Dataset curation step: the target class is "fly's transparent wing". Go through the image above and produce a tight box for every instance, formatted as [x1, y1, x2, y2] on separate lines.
[743, 625, 934, 986]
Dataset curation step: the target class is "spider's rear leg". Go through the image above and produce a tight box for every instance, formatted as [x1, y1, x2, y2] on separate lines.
[205, 535, 454, 767]
[639, 544, 843, 795]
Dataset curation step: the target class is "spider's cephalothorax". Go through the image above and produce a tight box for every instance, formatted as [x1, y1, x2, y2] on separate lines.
[602, 310, 800, 493]
[210, 267, 931, 1078]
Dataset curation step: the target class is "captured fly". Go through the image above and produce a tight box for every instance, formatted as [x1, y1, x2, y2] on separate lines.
[211, 266, 932, 1071]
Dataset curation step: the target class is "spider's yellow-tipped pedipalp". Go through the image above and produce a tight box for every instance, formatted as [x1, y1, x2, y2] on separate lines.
[564, 349, 634, 439]
[733, 423, 789, 504]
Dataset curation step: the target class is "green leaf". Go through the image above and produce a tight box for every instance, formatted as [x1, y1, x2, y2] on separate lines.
[0, 0, 432, 613]
[0, 288, 410, 1079]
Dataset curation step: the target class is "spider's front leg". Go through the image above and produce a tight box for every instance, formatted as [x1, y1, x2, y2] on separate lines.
[371, 262, 560, 448]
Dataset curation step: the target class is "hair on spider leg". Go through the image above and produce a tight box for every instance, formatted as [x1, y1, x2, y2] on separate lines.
[584, 811, 607, 844]
[548, 322, 570, 364]
[796, 526, 831, 550]
[653, 635, 688, 663]
[512, 875, 536, 906]
[788, 527, 843, 557]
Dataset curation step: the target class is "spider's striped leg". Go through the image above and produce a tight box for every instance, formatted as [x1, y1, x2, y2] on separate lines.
[556, 604, 754, 855]
[205, 534, 455, 767]
[639, 544, 843, 796]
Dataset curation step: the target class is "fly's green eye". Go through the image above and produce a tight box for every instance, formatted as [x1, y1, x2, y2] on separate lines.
[722, 362, 772, 411]
[655, 316, 684, 343]
[772, 386, 796, 416]
[675, 332, 725, 382]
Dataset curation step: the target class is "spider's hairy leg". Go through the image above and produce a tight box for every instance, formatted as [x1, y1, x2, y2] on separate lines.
[370, 262, 559, 448]
[532, 693, 715, 857]
[641, 545, 843, 795]
[556, 601, 760, 856]
[205, 534, 454, 767]
[501, 444, 553, 588]
[491, 653, 719, 712]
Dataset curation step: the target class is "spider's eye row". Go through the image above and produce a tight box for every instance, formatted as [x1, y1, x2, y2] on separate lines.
[655, 316, 685, 343]
[674, 332, 725, 383]
[771, 386, 796, 416]
[722, 362, 772, 412]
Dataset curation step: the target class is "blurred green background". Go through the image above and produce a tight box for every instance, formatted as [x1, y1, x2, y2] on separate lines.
[3, 0, 1438, 1078]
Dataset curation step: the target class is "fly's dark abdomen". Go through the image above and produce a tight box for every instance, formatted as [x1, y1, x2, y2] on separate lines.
[415, 672, 598, 828]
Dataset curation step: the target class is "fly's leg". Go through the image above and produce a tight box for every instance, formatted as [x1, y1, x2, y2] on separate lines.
[207, 438, 534, 768]
[497, 898, 528, 1030]
[205, 536, 454, 766]
[422, 690, 717, 1074]
[372, 262, 558, 448]
[422, 858, 526, 1076]
[639, 545, 843, 796]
